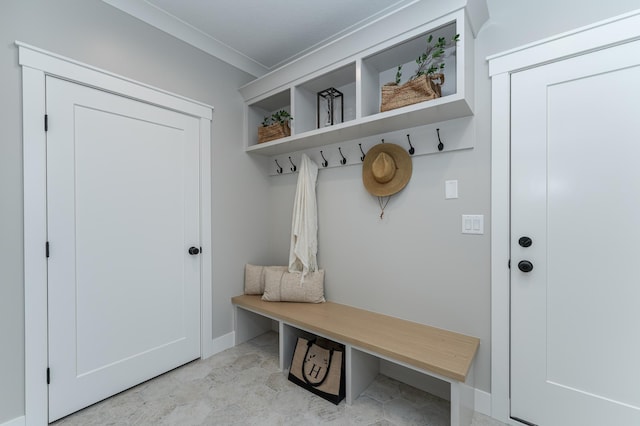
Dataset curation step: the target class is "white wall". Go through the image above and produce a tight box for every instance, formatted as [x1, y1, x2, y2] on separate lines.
[0, 0, 269, 423]
[483, 0, 640, 55]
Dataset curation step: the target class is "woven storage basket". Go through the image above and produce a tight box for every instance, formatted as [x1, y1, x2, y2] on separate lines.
[258, 122, 291, 144]
[380, 73, 444, 112]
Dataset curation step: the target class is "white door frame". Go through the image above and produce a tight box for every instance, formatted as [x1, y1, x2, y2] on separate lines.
[19, 42, 214, 426]
[487, 10, 640, 424]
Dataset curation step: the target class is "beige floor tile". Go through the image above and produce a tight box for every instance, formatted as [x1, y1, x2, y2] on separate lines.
[52, 331, 506, 426]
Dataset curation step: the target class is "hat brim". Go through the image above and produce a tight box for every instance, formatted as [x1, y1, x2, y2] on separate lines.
[362, 143, 412, 197]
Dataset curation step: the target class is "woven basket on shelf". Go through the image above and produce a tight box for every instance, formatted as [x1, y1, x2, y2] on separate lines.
[257, 122, 291, 144]
[380, 73, 444, 112]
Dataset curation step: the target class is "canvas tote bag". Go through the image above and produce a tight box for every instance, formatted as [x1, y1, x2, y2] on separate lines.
[288, 337, 345, 404]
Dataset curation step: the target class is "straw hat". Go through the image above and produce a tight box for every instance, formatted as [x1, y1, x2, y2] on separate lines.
[362, 143, 412, 197]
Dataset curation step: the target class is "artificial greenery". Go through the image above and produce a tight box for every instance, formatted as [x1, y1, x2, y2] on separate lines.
[394, 65, 403, 85]
[394, 33, 460, 84]
[262, 110, 293, 127]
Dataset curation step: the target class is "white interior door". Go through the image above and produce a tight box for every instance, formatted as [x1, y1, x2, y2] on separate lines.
[46, 76, 201, 422]
[510, 40, 640, 425]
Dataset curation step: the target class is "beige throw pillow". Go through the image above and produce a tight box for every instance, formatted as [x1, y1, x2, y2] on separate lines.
[244, 264, 288, 295]
[262, 269, 325, 303]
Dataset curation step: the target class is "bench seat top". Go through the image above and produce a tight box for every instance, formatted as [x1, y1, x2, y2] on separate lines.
[232, 295, 479, 382]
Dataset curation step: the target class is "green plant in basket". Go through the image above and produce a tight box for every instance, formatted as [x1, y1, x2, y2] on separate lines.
[394, 33, 460, 84]
[381, 32, 460, 112]
[258, 110, 293, 143]
[262, 110, 293, 127]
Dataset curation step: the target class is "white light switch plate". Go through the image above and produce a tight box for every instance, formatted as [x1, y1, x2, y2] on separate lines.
[462, 215, 484, 234]
[445, 180, 458, 199]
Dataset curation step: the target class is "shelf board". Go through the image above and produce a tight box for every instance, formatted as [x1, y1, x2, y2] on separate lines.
[246, 94, 472, 156]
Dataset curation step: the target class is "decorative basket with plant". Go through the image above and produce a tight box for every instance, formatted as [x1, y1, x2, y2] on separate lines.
[258, 110, 293, 144]
[381, 33, 459, 112]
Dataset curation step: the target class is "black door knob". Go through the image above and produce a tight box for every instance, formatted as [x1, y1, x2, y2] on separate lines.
[188, 246, 200, 255]
[518, 236, 532, 247]
[518, 260, 533, 273]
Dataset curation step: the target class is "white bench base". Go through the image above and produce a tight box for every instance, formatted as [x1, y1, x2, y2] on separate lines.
[234, 303, 475, 426]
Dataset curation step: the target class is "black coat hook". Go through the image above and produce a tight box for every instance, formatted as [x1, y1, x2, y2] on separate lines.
[338, 147, 347, 165]
[289, 156, 297, 172]
[275, 159, 283, 174]
[359, 143, 366, 161]
[436, 128, 444, 151]
[406, 134, 415, 155]
[320, 150, 328, 167]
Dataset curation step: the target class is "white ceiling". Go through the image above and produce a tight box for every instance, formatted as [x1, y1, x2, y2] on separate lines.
[102, 0, 418, 77]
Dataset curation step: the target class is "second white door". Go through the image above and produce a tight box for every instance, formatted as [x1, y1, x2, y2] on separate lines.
[510, 40, 640, 425]
[46, 77, 202, 422]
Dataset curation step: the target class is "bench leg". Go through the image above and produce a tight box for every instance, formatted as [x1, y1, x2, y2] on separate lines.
[280, 322, 300, 373]
[450, 364, 475, 426]
[346, 347, 380, 405]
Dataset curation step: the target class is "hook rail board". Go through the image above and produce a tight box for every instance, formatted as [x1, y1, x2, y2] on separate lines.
[267, 117, 474, 176]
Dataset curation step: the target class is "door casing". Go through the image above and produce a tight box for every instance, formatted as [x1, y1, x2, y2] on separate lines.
[488, 10, 640, 425]
[19, 42, 213, 425]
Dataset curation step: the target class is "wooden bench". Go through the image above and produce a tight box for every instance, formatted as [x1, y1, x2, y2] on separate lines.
[232, 295, 480, 426]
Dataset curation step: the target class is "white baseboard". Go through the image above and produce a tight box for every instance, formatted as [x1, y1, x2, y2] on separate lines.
[202, 331, 235, 359]
[474, 388, 491, 416]
[0, 416, 25, 426]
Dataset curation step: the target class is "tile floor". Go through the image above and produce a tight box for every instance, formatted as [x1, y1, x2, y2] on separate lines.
[52, 332, 506, 425]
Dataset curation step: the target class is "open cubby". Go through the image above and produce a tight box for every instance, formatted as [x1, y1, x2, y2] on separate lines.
[293, 62, 356, 133]
[360, 20, 458, 118]
[246, 88, 291, 147]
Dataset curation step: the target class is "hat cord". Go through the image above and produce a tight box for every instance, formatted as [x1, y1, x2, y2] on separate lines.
[378, 195, 391, 219]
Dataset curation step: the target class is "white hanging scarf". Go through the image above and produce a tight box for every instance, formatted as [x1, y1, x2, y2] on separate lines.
[288, 154, 319, 280]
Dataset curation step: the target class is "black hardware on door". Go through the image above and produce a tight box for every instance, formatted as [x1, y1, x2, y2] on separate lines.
[518, 236, 533, 247]
[518, 260, 533, 272]
[188, 246, 200, 255]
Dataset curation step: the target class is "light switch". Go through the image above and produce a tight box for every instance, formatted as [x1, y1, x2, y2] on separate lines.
[445, 180, 458, 199]
[462, 215, 484, 234]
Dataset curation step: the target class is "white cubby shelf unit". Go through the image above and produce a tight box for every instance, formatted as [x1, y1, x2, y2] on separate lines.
[241, 6, 484, 160]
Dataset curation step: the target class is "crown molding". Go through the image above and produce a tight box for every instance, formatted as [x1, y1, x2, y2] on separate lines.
[101, 0, 269, 77]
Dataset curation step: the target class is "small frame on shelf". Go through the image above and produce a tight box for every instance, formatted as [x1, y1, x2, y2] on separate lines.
[317, 87, 343, 129]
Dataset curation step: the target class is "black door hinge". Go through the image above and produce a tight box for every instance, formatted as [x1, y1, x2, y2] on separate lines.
[44, 114, 48, 132]
[47, 367, 50, 384]
[508, 259, 511, 269]
[46, 241, 50, 258]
